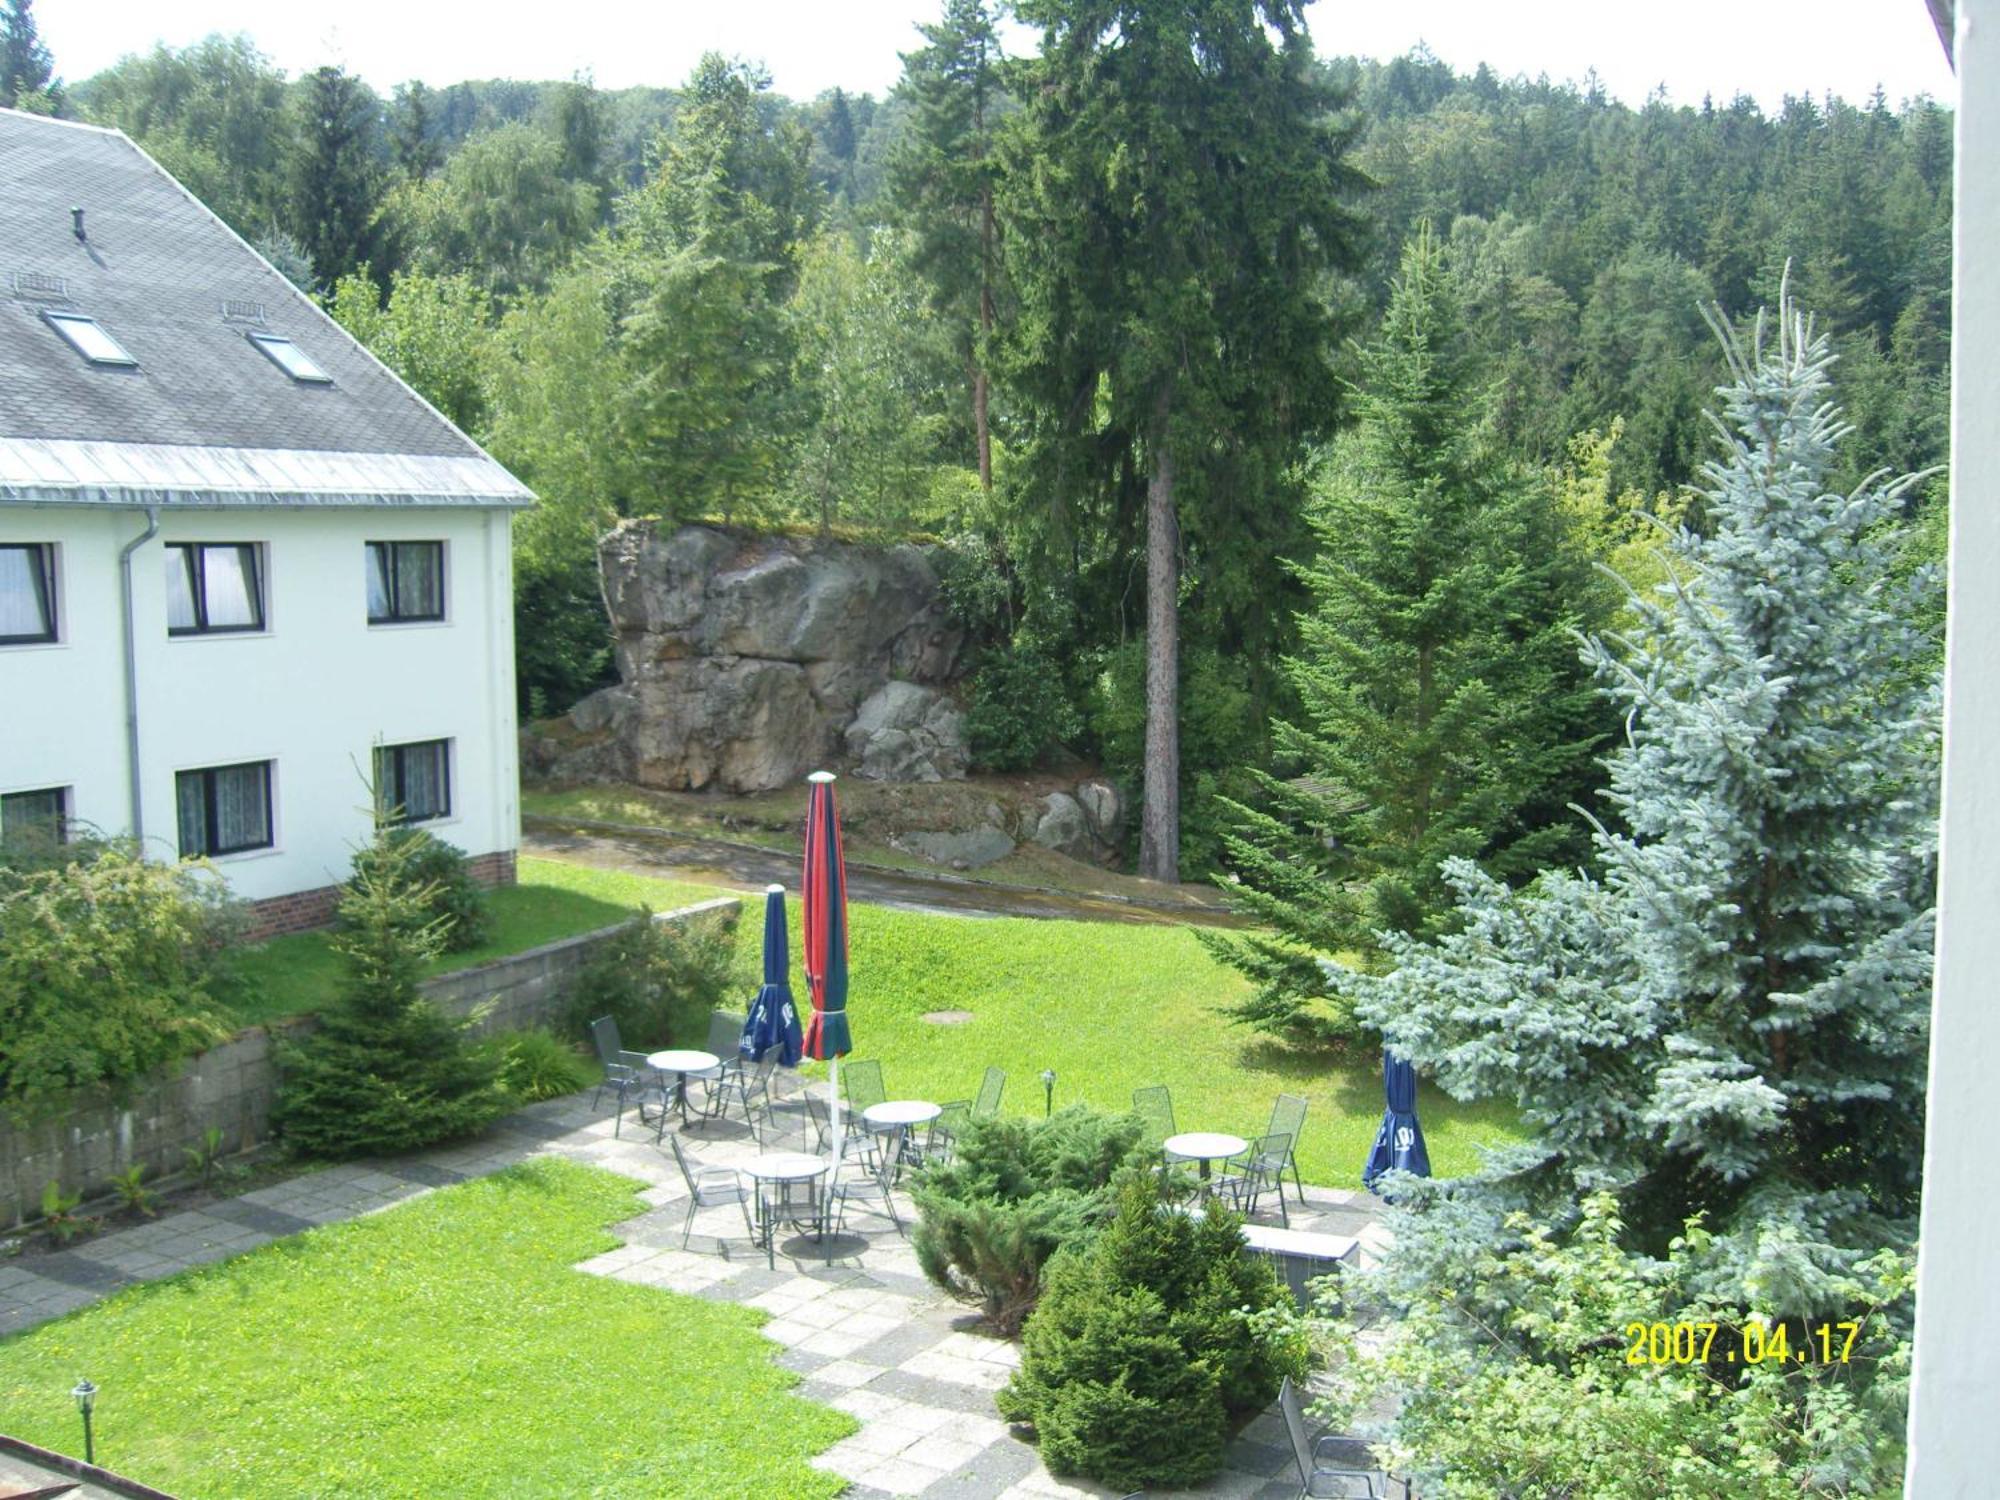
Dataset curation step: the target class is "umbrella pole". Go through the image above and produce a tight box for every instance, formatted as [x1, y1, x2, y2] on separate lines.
[828, 1055, 843, 1176]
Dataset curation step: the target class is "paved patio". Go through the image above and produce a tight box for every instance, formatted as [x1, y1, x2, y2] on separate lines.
[0, 1081, 1391, 1499]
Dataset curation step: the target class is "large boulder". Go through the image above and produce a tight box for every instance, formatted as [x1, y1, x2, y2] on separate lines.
[1030, 791, 1093, 860]
[845, 681, 970, 783]
[549, 522, 972, 793]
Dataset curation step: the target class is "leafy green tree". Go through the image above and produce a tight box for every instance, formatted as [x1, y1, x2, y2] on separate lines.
[614, 54, 820, 521]
[998, 0, 1370, 882]
[393, 122, 598, 298]
[1204, 229, 1610, 1041]
[0, 0, 57, 111]
[388, 80, 441, 179]
[888, 0, 1006, 490]
[549, 74, 612, 208]
[785, 231, 955, 532]
[1321, 1193, 1913, 1497]
[1339, 296, 1939, 1314]
[287, 64, 387, 287]
[329, 268, 492, 431]
[79, 35, 293, 234]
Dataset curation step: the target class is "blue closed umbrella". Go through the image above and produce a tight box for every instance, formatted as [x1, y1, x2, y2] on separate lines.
[1362, 1049, 1431, 1192]
[741, 884, 803, 1067]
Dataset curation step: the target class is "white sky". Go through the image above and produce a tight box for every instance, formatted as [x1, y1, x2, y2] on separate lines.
[38, 0, 1956, 112]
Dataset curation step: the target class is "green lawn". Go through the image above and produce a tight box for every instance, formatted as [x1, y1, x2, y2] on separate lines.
[0, 1159, 851, 1499]
[227, 859, 727, 1029]
[531, 856, 1527, 1188]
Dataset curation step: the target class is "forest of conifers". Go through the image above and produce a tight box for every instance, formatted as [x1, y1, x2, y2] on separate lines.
[24, 11, 1952, 890]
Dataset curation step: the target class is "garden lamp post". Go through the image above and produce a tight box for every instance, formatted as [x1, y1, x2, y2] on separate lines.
[71, 1378, 96, 1465]
[1041, 1068, 1055, 1117]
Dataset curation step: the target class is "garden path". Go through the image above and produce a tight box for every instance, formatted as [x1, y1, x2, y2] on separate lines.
[0, 1083, 1391, 1499]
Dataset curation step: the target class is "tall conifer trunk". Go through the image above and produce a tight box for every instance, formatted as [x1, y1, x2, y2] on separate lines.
[1140, 392, 1180, 882]
[974, 179, 995, 491]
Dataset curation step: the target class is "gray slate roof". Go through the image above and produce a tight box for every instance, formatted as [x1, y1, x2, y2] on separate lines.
[0, 109, 531, 508]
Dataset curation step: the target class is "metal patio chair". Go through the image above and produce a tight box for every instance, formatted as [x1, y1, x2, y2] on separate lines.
[590, 1015, 662, 1139]
[666, 1134, 753, 1254]
[1279, 1376, 1402, 1498]
[973, 1065, 1006, 1118]
[827, 1150, 904, 1239]
[804, 1090, 882, 1169]
[1132, 1085, 1177, 1142]
[1219, 1131, 1294, 1225]
[692, 1008, 763, 1142]
[1267, 1092, 1311, 1205]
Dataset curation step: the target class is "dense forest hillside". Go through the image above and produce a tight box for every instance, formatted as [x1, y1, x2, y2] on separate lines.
[42, 23, 1951, 880]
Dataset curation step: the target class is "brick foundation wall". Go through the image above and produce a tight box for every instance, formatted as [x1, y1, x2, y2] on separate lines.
[239, 847, 520, 940]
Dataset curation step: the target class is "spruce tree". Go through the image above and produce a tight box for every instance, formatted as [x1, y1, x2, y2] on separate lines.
[1340, 292, 1939, 1315]
[275, 827, 506, 1159]
[0, 0, 56, 112]
[1205, 229, 1609, 1041]
[288, 65, 385, 287]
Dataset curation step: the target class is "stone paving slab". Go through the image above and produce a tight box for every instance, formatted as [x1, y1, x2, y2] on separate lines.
[0, 1079, 1389, 1498]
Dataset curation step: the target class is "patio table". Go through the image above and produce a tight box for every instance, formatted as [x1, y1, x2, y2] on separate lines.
[647, 1048, 721, 1128]
[1164, 1131, 1248, 1195]
[862, 1099, 942, 1179]
[741, 1151, 829, 1269]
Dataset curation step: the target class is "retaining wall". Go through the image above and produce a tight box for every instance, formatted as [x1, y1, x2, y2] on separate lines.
[0, 896, 740, 1231]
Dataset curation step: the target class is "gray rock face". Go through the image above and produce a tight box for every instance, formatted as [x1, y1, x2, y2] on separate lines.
[1030, 792, 1093, 860]
[846, 682, 970, 783]
[901, 828, 1017, 870]
[1075, 779, 1124, 843]
[542, 522, 968, 793]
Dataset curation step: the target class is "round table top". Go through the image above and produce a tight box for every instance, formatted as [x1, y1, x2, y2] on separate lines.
[864, 1099, 943, 1127]
[647, 1049, 721, 1073]
[1164, 1131, 1247, 1161]
[741, 1152, 829, 1182]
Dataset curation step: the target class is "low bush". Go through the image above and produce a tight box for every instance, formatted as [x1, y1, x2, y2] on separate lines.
[998, 1176, 1302, 1490]
[910, 1106, 1153, 1335]
[967, 642, 1083, 772]
[561, 907, 733, 1050]
[276, 827, 508, 1158]
[0, 841, 237, 1123]
[344, 825, 491, 952]
[485, 1027, 597, 1103]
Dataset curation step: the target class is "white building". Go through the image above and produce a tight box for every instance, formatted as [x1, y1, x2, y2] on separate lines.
[0, 109, 532, 934]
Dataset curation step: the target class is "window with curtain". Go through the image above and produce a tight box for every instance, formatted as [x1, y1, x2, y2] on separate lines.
[175, 761, 274, 857]
[366, 541, 445, 623]
[166, 543, 264, 635]
[1, 787, 68, 845]
[0, 544, 57, 645]
[374, 739, 451, 824]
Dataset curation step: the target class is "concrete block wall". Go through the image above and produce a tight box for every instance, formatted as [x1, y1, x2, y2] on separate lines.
[0, 895, 740, 1231]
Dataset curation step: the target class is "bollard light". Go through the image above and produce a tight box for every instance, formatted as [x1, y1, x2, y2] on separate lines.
[71, 1378, 96, 1465]
[1041, 1068, 1056, 1117]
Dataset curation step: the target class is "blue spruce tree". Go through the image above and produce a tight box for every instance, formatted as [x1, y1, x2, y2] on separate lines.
[1342, 290, 1940, 1316]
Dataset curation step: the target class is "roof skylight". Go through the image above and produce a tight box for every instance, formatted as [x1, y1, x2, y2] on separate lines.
[44, 311, 136, 367]
[248, 331, 333, 384]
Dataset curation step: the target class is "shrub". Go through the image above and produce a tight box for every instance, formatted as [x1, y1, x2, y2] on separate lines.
[344, 825, 492, 952]
[276, 828, 508, 1158]
[910, 1106, 1153, 1335]
[561, 907, 734, 1050]
[0, 842, 236, 1123]
[998, 1177, 1303, 1490]
[966, 642, 1083, 772]
[485, 1027, 598, 1103]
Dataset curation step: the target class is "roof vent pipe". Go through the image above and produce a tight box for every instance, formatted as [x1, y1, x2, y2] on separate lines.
[71, 206, 85, 241]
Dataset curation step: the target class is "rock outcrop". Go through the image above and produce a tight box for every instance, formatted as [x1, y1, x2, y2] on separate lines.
[527, 523, 967, 793]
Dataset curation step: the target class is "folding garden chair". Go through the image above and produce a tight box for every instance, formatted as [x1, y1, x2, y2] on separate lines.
[973, 1065, 1006, 1117]
[1267, 1092, 1310, 1205]
[1279, 1376, 1404, 1498]
[692, 1009, 763, 1142]
[1132, 1085, 1176, 1141]
[805, 1091, 882, 1169]
[1219, 1131, 1294, 1226]
[827, 1151, 904, 1239]
[841, 1059, 903, 1158]
[590, 1016, 662, 1139]
[666, 1135, 753, 1254]
[926, 1066, 1004, 1165]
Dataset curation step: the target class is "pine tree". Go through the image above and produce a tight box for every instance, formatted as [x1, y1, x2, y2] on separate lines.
[1340, 292, 1940, 1315]
[274, 825, 507, 1159]
[0, 0, 57, 112]
[1205, 228, 1610, 1041]
[288, 65, 386, 287]
[887, 0, 1006, 490]
[390, 80, 441, 180]
[999, 0, 1371, 881]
